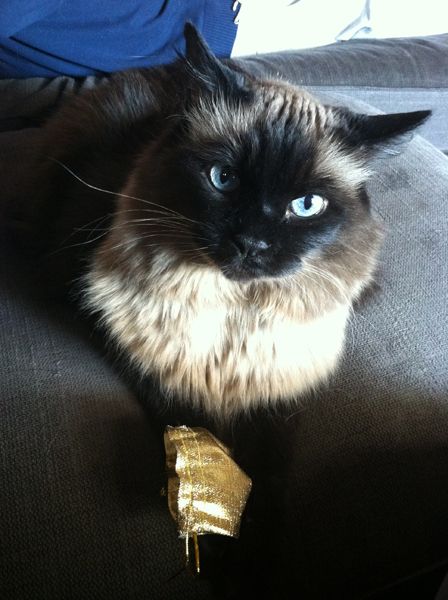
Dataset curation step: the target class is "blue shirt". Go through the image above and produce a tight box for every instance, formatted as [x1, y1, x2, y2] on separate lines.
[0, 0, 237, 78]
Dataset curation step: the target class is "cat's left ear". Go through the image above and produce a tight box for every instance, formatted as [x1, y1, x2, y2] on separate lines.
[183, 22, 250, 97]
[338, 109, 431, 152]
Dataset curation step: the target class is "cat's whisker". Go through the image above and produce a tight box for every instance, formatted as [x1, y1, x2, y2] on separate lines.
[48, 157, 208, 229]
[105, 220, 203, 240]
[337, 242, 377, 262]
[115, 221, 211, 243]
[302, 265, 358, 355]
[72, 209, 185, 236]
[125, 217, 191, 225]
[303, 265, 367, 355]
[54, 213, 116, 250]
[73, 213, 114, 234]
[48, 229, 112, 255]
[176, 246, 212, 261]
[121, 222, 193, 234]
[103, 232, 199, 254]
[304, 264, 348, 297]
[73, 219, 198, 243]
[299, 270, 330, 306]
[303, 264, 353, 312]
[57, 222, 197, 253]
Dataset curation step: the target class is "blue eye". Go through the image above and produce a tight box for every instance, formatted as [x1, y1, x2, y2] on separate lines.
[289, 194, 327, 218]
[209, 164, 240, 192]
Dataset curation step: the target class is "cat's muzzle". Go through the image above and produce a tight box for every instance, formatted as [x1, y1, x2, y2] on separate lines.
[216, 235, 280, 281]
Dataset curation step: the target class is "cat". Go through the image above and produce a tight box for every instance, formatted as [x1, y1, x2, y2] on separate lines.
[13, 23, 428, 424]
[9, 23, 430, 597]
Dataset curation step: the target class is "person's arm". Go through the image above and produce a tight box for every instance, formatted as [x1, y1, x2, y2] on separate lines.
[0, 1, 57, 37]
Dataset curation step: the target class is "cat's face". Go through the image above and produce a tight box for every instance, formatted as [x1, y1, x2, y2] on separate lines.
[161, 86, 369, 282]
[129, 25, 429, 284]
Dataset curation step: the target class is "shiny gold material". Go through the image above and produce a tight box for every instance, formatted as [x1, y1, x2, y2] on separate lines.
[193, 533, 200, 574]
[164, 426, 252, 556]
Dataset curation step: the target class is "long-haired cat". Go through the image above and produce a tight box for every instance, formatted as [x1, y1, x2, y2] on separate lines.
[13, 24, 428, 422]
[10, 23, 430, 597]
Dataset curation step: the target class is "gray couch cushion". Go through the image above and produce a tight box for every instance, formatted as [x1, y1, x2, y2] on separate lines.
[239, 34, 448, 153]
[241, 35, 448, 88]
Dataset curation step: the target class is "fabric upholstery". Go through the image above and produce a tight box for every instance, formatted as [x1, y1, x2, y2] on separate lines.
[1, 37, 448, 599]
[238, 34, 448, 153]
[241, 35, 448, 88]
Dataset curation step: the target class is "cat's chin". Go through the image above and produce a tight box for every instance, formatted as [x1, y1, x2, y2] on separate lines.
[219, 263, 290, 282]
[222, 269, 263, 282]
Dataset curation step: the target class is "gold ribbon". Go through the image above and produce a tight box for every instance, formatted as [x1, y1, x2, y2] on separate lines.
[164, 426, 252, 572]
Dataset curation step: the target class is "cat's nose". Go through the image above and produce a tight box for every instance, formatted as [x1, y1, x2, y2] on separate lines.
[232, 234, 270, 258]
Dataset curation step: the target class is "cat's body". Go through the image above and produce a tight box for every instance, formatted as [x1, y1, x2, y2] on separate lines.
[8, 25, 432, 596]
[14, 25, 428, 424]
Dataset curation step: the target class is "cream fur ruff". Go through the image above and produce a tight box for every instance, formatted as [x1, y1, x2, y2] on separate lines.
[84, 212, 378, 418]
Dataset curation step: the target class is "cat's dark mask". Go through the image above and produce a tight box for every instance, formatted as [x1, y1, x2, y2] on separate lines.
[136, 24, 430, 282]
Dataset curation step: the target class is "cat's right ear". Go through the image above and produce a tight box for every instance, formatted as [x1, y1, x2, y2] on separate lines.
[183, 22, 250, 97]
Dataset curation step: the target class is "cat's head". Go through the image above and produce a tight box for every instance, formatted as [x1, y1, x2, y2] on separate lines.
[130, 24, 430, 285]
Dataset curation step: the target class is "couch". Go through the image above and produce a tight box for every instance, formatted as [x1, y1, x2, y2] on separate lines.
[1, 34, 448, 599]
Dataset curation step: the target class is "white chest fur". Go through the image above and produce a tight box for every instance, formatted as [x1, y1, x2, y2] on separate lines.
[85, 245, 351, 417]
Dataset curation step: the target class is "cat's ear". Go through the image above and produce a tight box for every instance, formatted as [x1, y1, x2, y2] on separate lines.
[337, 109, 431, 152]
[183, 22, 250, 96]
